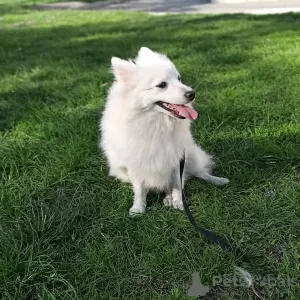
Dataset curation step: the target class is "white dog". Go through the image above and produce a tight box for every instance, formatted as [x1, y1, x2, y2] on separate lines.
[100, 47, 229, 216]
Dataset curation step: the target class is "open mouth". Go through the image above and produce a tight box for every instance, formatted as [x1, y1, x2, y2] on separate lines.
[155, 101, 198, 121]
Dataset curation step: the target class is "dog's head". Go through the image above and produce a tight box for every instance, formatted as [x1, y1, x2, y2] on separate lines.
[111, 47, 198, 121]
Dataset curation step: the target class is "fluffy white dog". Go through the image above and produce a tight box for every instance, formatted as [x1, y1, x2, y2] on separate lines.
[100, 47, 229, 215]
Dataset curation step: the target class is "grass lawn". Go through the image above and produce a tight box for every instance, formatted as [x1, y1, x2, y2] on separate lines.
[1, 0, 300, 299]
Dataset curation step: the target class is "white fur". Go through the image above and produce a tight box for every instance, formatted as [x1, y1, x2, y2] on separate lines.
[100, 47, 229, 215]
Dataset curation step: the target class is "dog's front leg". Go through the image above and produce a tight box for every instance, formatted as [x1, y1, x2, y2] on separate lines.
[163, 168, 184, 211]
[129, 179, 147, 216]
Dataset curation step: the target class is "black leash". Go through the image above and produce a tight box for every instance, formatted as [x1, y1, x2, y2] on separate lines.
[180, 154, 235, 254]
[179, 153, 264, 299]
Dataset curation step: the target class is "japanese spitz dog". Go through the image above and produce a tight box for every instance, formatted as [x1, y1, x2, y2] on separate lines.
[100, 47, 229, 216]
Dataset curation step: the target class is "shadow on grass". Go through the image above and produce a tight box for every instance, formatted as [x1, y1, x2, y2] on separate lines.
[1, 13, 300, 130]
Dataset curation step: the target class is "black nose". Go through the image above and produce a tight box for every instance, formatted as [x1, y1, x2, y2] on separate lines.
[184, 90, 196, 102]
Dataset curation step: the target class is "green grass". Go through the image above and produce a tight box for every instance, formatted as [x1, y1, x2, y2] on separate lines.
[1, 0, 300, 299]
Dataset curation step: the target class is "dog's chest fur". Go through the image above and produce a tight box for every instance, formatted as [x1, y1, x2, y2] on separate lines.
[122, 113, 191, 189]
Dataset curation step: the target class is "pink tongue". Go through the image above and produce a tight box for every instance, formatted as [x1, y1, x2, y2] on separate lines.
[169, 104, 198, 120]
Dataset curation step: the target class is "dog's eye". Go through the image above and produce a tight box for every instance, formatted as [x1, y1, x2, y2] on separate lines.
[178, 75, 181, 81]
[156, 82, 167, 88]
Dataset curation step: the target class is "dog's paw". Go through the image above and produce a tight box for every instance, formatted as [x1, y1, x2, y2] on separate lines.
[209, 176, 229, 186]
[129, 206, 145, 217]
[163, 195, 184, 211]
[173, 199, 184, 211]
[216, 177, 230, 186]
[163, 194, 173, 207]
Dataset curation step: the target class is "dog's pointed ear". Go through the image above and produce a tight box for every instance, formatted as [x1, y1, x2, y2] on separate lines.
[111, 57, 136, 83]
[138, 47, 154, 56]
[137, 47, 156, 61]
